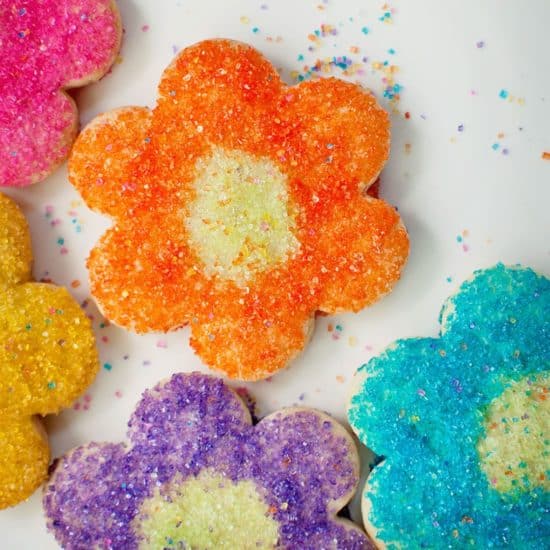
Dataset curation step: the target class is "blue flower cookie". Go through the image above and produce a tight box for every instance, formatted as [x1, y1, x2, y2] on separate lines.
[348, 264, 549, 549]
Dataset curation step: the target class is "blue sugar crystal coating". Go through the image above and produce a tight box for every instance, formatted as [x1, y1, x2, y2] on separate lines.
[348, 264, 550, 549]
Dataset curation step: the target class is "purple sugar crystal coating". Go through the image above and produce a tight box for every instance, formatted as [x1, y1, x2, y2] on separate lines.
[44, 372, 372, 549]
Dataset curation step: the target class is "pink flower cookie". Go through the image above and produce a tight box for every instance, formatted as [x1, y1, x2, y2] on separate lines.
[0, 0, 122, 187]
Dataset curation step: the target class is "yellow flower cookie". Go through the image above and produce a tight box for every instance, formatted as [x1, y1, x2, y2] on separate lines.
[0, 193, 98, 509]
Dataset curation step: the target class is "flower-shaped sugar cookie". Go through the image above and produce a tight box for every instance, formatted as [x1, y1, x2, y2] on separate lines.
[44, 372, 373, 549]
[69, 38, 409, 380]
[0, 193, 98, 508]
[0, 0, 121, 186]
[348, 264, 549, 549]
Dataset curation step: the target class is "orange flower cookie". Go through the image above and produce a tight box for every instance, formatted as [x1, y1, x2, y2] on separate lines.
[70, 39, 409, 380]
[0, 193, 98, 509]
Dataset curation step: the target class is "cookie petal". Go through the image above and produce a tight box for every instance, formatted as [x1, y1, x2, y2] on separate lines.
[0, 283, 98, 416]
[315, 196, 409, 313]
[281, 77, 390, 195]
[256, 409, 359, 508]
[87, 220, 202, 332]
[158, 39, 282, 140]
[0, 415, 49, 509]
[0, 91, 78, 187]
[252, 409, 371, 547]
[58, 0, 122, 88]
[43, 442, 134, 549]
[440, 264, 550, 363]
[69, 107, 155, 217]
[190, 289, 314, 380]
[0, 193, 32, 287]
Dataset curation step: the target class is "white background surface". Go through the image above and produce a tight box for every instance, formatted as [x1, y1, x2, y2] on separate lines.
[1, 0, 549, 547]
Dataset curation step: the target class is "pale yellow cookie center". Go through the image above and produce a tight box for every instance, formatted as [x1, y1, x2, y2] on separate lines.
[186, 147, 300, 284]
[136, 470, 279, 549]
[477, 372, 549, 494]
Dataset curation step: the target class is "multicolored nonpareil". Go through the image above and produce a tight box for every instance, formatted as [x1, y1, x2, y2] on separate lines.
[348, 264, 549, 549]
[44, 372, 374, 549]
[0, 193, 98, 508]
[0, 0, 121, 186]
[68, 38, 409, 381]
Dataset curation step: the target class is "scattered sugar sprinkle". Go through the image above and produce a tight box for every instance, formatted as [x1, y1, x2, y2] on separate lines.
[307, 24, 338, 50]
[491, 132, 511, 155]
[378, 3, 395, 24]
[498, 89, 525, 105]
[456, 230, 470, 253]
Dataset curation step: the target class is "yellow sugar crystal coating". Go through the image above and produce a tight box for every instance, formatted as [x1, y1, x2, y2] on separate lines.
[0, 416, 49, 509]
[0, 192, 99, 508]
[0, 193, 32, 287]
[136, 470, 279, 549]
[478, 372, 549, 493]
[186, 147, 300, 284]
[0, 283, 98, 416]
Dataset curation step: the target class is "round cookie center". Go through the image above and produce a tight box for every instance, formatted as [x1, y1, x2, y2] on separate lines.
[186, 147, 300, 284]
[136, 470, 279, 549]
[477, 372, 549, 494]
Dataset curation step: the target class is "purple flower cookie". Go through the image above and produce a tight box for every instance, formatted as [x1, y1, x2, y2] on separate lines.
[44, 372, 372, 549]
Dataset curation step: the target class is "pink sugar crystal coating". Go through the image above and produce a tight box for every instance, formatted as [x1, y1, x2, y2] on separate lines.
[0, 0, 121, 186]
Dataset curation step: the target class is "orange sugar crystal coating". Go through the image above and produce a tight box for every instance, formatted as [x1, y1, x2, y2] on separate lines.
[0, 193, 98, 508]
[69, 39, 409, 380]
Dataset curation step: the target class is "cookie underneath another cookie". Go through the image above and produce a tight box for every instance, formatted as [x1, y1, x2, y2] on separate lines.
[44, 372, 374, 549]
